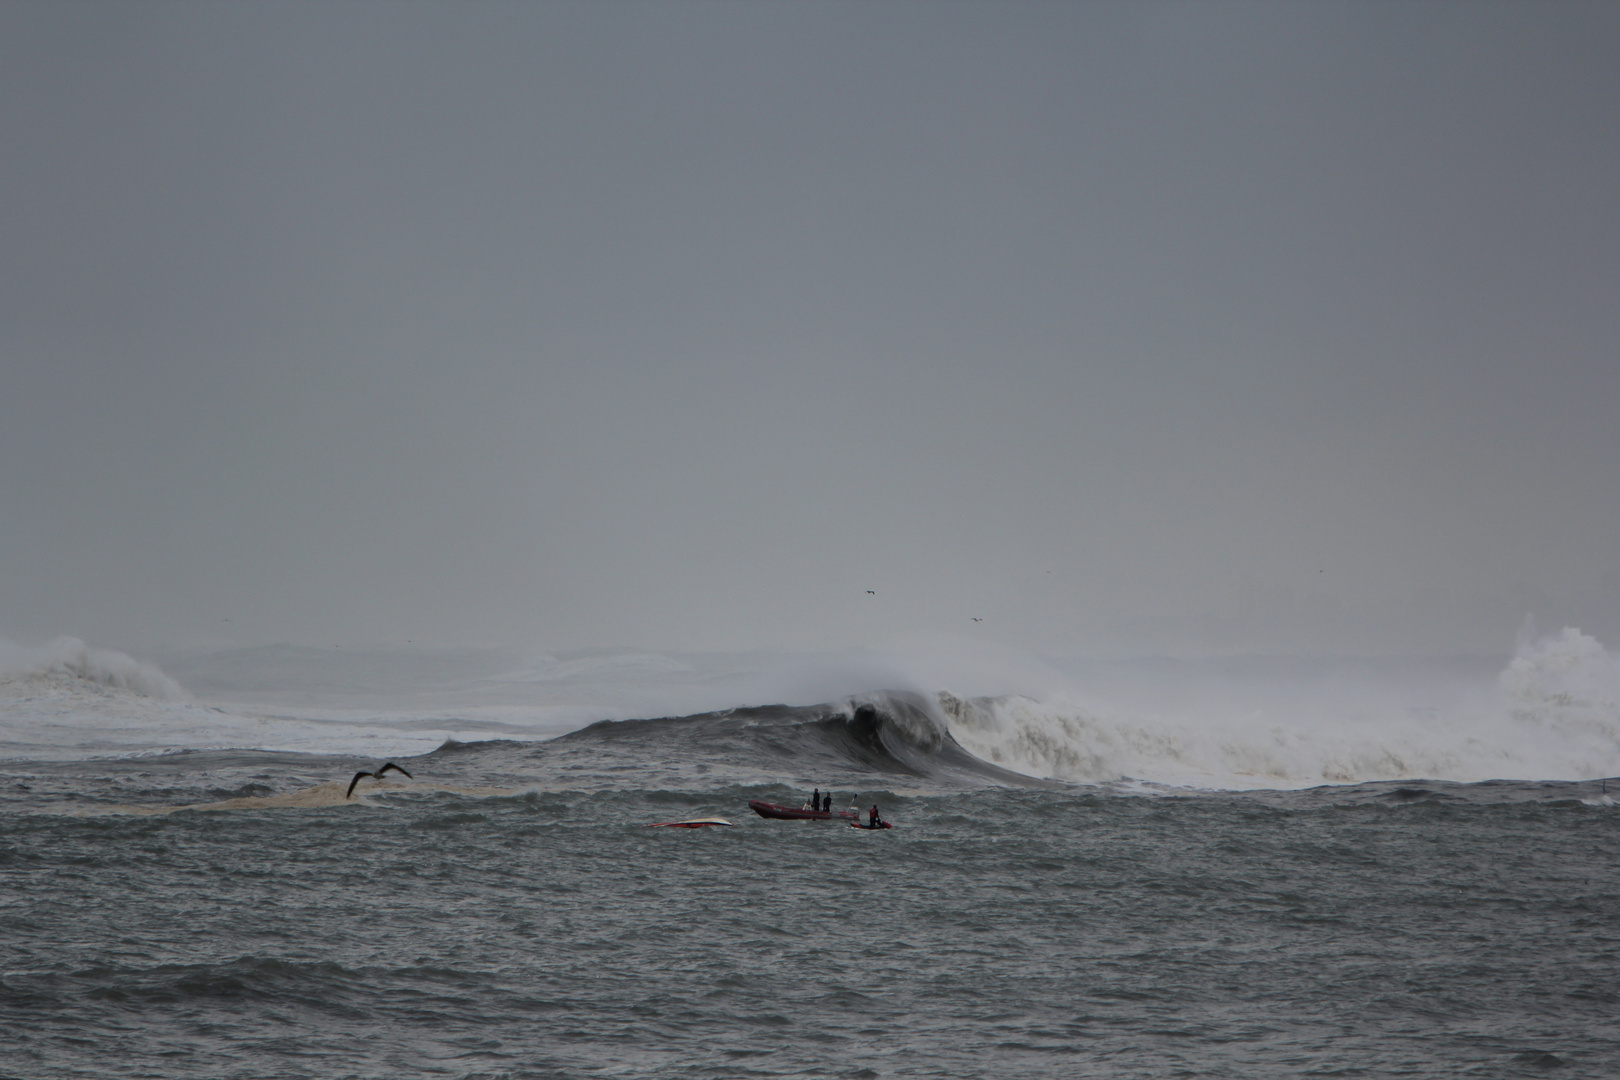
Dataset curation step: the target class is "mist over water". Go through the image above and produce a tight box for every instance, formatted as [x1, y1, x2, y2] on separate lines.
[5, 626, 1619, 791]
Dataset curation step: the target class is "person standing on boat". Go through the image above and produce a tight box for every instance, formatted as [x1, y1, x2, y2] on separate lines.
[809, 788, 820, 812]
[869, 804, 880, 828]
[823, 793, 832, 813]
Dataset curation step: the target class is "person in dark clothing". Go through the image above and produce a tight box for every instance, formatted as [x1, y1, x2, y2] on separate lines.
[869, 805, 880, 828]
[822, 793, 832, 813]
[809, 788, 820, 812]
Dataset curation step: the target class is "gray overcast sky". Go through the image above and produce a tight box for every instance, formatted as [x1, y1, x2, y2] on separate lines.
[2, 0, 1616, 657]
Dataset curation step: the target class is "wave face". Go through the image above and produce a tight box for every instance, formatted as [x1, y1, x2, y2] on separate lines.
[541, 690, 1052, 791]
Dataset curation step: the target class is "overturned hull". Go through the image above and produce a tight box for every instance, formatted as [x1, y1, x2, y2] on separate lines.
[748, 799, 858, 821]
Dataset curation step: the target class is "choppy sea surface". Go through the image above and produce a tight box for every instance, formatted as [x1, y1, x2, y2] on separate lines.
[4, 631, 1620, 1078]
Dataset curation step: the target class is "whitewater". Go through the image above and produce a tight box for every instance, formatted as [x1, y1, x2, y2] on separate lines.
[4, 626, 1619, 790]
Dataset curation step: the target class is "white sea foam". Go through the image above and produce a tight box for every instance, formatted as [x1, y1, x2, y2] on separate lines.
[0, 636, 188, 701]
[935, 628, 1620, 788]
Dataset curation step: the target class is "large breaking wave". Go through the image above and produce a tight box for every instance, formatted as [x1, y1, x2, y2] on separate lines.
[0, 636, 188, 701]
[545, 691, 1050, 789]
[5, 627, 1620, 789]
[514, 626, 1620, 790]
[936, 627, 1620, 788]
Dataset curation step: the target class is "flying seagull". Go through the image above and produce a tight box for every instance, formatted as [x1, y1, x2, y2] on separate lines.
[866, 590, 875, 595]
[347, 762, 413, 798]
[971, 617, 982, 622]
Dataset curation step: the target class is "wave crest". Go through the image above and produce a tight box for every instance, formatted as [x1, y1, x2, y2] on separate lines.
[1501, 627, 1620, 729]
[938, 629, 1620, 788]
[0, 637, 188, 702]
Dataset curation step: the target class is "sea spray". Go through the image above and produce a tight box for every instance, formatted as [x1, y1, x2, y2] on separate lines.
[0, 636, 188, 701]
[935, 628, 1620, 788]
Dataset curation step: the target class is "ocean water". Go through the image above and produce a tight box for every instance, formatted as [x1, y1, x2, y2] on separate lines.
[3, 631, 1620, 1078]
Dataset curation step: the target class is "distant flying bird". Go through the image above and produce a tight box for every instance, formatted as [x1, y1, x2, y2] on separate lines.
[971, 618, 982, 622]
[346, 762, 413, 798]
[866, 590, 875, 595]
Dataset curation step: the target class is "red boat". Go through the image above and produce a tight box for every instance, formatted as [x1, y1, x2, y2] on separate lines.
[748, 799, 858, 821]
